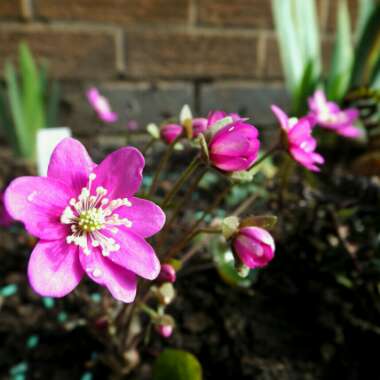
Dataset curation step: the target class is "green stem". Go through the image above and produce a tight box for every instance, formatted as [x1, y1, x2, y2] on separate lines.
[157, 166, 207, 251]
[141, 137, 157, 155]
[161, 155, 201, 209]
[249, 143, 280, 170]
[148, 137, 180, 196]
[164, 183, 231, 260]
[138, 303, 157, 319]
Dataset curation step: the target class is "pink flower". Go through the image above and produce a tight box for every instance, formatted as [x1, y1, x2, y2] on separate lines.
[192, 117, 208, 137]
[160, 123, 183, 144]
[160, 117, 209, 144]
[87, 88, 118, 123]
[0, 192, 13, 227]
[271, 105, 324, 172]
[156, 324, 173, 338]
[207, 111, 260, 172]
[4, 138, 165, 302]
[233, 227, 275, 269]
[157, 263, 176, 283]
[308, 90, 361, 138]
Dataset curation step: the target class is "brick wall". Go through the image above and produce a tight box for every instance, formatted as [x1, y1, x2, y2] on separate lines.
[0, 0, 358, 142]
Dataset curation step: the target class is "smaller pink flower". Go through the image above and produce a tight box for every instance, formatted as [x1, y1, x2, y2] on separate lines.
[0, 192, 13, 227]
[156, 324, 173, 338]
[86, 88, 118, 123]
[160, 123, 183, 144]
[233, 227, 275, 269]
[207, 111, 260, 172]
[271, 105, 324, 172]
[308, 90, 361, 138]
[157, 263, 176, 283]
[192, 118, 208, 137]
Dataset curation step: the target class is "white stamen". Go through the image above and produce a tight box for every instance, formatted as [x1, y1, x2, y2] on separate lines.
[60, 174, 132, 257]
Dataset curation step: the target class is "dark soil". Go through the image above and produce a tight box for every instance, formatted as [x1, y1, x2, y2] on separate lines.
[1, 145, 380, 380]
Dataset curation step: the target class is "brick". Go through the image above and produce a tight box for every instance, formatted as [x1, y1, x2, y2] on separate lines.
[198, 0, 272, 29]
[263, 35, 283, 80]
[0, 26, 117, 79]
[0, 0, 23, 18]
[326, 0, 358, 32]
[200, 82, 290, 142]
[35, 0, 190, 25]
[126, 30, 259, 79]
[61, 81, 194, 135]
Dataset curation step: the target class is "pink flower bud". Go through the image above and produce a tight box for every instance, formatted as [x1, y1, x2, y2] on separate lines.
[233, 227, 275, 269]
[156, 324, 173, 338]
[192, 117, 208, 137]
[207, 111, 260, 172]
[160, 123, 183, 144]
[86, 87, 118, 123]
[157, 263, 176, 283]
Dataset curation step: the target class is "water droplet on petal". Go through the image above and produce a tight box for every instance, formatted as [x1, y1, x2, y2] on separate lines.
[92, 268, 103, 278]
[27, 191, 38, 202]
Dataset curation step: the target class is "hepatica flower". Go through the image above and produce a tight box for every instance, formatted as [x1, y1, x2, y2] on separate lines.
[87, 87, 118, 123]
[4, 138, 165, 302]
[271, 105, 324, 172]
[207, 111, 260, 172]
[233, 227, 275, 269]
[160, 105, 208, 144]
[308, 90, 361, 138]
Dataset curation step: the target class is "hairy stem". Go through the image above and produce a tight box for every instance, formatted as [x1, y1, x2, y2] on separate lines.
[148, 137, 181, 196]
[161, 155, 201, 209]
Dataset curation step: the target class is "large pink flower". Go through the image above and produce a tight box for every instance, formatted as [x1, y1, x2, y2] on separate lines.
[87, 87, 118, 123]
[308, 90, 361, 138]
[271, 105, 324, 172]
[233, 227, 275, 269]
[207, 111, 260, 172]
[4, 138, 165, 302]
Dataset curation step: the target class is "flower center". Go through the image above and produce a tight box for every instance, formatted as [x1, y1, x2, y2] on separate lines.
[60, 173, 133, 256]
[78, 208, 105, 232]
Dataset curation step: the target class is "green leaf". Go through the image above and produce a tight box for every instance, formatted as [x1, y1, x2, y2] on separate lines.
[355, 0, 376, 42]
[46, 80, 61, 128]
[5, 61, 30, 158]
[240, 215, 278, 229]
[327, 0, 353, 101]
[294, 0, 321, 80]
[350, 3, 380, 86]
[19, 42, 45, 157]
[153, 349, 202, 380]
[292, 59, 318, 115]
[271, 0, 304, 93]
[211, 238, 259, 288]
[0, 85, 18, 153]
[369, 49, 380, 88]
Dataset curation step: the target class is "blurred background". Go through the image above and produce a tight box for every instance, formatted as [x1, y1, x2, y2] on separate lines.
[0, 0, 356, 143]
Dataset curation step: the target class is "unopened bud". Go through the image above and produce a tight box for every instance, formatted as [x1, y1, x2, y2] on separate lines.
[157, 263, 176, 283]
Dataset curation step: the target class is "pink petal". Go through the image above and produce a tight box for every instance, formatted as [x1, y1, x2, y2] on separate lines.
[192, 118, 208, 137]
[79, 249, 137, 303]
[271, 105, 290, 132]
[115, 197, 165, 238]
[106, 228, 160, 280]
[240, 227, 275, 252]
[28, 240, 83, 297]
[209, 154, 254, 172]
[48, 138, 96, 193]
[93, 147, 145, 199]
[207, 110, 228, 126]
[4, 177, 73, 240]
